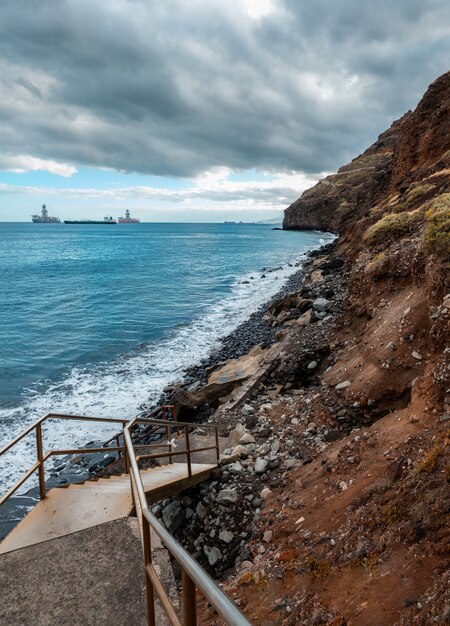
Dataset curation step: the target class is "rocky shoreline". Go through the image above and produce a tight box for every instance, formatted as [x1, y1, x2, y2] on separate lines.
[153, 241, 337, 415]
[150, 242, 350, 581]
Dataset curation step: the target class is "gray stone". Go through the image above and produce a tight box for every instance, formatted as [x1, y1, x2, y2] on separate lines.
[162, 502, 185, 532]
[219, 530, 234, 544]
[254, 458, 269, 474]
[335, 380, 351, 390]
[412, 351, 422, 361]
[313, 298, 332, 312]
[205, 546, 222, 566]
[251, 496, 263, 509]
[307, 360, 318, 370]
[228, 461, 243, 475]
[239, 433, 256, 445]
[216, 488, 238, 505]
[187, 380, 202, 392]
[196, 502, 208, 519]
[241, 403, 255, 416]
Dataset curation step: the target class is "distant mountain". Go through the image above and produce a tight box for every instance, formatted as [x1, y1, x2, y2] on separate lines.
[256, 215, 283, 225]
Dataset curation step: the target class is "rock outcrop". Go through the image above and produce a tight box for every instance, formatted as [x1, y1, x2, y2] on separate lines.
[284, 71, 450, 248]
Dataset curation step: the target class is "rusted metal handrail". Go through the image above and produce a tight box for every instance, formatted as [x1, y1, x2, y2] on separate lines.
[124, 420, 251, 626]
[0, 413, 129, 505]
[0, 410, 248, 624]
[100, 404, 176, 450]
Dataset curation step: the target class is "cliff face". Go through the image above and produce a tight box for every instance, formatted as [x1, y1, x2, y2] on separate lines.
[283, 118, 403, 234]
[283, 71, 450, 239]
[391, 71, 450, 192]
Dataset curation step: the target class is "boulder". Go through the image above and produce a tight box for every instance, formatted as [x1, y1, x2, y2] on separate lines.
[216, 488, 238, 505]
[313, 298, 332, 312]
[239, 433, 256, 445]
[266, 292, 312, 321]
[170, 346, 273, 419]
[162, 502, 185, 532]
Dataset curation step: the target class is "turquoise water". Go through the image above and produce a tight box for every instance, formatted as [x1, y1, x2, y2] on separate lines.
[0, 222, 333, 488]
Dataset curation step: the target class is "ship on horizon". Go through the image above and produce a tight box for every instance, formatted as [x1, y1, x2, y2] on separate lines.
[118, 209, 140, 223]
[31, 204, 60, 223]
[64, 216, 117, 224]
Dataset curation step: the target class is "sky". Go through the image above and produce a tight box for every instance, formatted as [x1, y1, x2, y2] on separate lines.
[1, 0, 450, 222]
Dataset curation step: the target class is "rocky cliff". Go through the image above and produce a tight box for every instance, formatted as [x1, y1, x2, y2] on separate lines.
[284, 71, 450, 260]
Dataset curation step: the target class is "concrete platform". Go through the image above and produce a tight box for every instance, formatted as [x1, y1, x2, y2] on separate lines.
[0, 518, 175, 626]
[0, 462, 215, 554]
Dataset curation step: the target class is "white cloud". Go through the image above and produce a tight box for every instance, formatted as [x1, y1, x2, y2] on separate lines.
[0, 155, 77, 177]
[242, 0, 275, 19]
[0, 168, 329, 214]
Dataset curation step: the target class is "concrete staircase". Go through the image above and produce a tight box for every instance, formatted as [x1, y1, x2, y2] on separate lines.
[0, 462, 215, 555]
[0, 414, 250, 626]
[0, 462, 216, 625]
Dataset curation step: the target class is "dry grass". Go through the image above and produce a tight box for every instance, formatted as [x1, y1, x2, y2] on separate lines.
[416, 443, 441, 474]
[307, 557, 331, 579]
[364, 210, 423, 247]
[423, 194, 450, 261]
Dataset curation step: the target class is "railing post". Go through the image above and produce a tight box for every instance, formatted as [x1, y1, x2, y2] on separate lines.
[214, 427, 220, 464]
[184, 426, 192, 477]
[122, 423, 130, 474]
[143, 516, 156, 626]
[166, 425, 173, 464]
[182, 569, 197, 626]
[35, 423, 46, 500]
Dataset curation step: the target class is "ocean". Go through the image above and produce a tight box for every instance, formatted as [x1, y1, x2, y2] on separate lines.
[0, 222, 333, 493]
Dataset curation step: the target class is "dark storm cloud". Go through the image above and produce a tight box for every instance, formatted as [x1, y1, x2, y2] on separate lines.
[0, 0, 449, 177]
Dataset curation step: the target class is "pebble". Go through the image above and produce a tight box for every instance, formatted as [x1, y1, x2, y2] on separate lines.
[206, 546, 222, 566]
[307, 360, 318, 370]
[339, 481, 348, 491]
[229, 461, 243, 475]
[241, 403, 255, 416]
[196, 502, 207, 519]
[219, 530, 234, 544]
[254, 458, 269, 474]
[239, 433, 256, 445]
[335, 380, 351, 390]
[263, 530, 273, 542]
[412, 351, 422, 360]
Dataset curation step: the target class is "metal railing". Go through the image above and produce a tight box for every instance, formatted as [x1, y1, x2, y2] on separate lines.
[0, 413, 128, 506]
[124, 416, 251, 626]
[0, 411, 251, 625]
